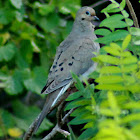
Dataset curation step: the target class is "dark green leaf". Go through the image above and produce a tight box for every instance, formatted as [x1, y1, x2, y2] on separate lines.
[96, 30, 128, 44]
[0, 43, 16, 62]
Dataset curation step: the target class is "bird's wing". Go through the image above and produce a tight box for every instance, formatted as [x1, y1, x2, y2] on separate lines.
[41, 38, 98, 94]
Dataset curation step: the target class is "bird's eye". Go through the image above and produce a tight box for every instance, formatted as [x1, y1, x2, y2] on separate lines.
[85, 11, 90, 15]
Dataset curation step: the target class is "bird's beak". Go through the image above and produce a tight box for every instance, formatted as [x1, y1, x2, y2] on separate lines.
[93, 16, 100, 21]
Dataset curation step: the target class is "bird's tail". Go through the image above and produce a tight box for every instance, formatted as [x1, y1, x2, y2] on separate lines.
[34, 82, 72, 133]
[34, 89, 60, 133]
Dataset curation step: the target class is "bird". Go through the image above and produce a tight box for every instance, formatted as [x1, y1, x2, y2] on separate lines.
[34, 6, 100, 132]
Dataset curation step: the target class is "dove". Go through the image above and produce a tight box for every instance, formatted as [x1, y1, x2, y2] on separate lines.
[34, 6, 100, 132]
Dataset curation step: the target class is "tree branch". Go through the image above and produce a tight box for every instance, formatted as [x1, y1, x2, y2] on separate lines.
[23, 85, 76, 140]
[42, 108, 74, 140]
[126, 0, 139, 28]
[90, 0, 109, 8]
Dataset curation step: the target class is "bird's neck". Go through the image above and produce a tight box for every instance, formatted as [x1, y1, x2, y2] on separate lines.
[71, 19, 95, 36]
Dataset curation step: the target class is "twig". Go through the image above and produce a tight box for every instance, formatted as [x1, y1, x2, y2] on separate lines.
[65, 0, 108, 20]
[126, 0, 139, 28]
[42, 109, 74, 140]
[90, 0, 109, 8]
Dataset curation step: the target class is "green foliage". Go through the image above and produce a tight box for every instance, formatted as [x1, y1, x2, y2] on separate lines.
[0, 0, 139, 139]
[0, 0, 80, 139]
[65, 0, 140, 139]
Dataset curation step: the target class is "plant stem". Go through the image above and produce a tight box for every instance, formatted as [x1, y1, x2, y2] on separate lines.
[126, 0, 139, 28]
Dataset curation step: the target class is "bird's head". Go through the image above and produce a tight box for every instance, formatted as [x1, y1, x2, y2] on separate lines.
[76, 6, 99, 22]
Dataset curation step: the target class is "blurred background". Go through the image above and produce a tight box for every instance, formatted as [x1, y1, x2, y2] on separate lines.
[0, 0, 139, 139]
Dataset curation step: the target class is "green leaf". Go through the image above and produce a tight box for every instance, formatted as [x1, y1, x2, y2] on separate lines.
[96, 30, 128, 44]
[122, 64, 138, 72]
[71, 107, 88, 117]
[66, 91, 82, 101]
[121, 113, 140, 123]
[24, 67, 47, 94]
[65, 98, 90, 111]
[121, 56, 137, 64]
[12, 100, 53, 133]
[122, 10, 129, 18]
[104, 46, 121, 56]
[68, 125, 77, 140]
[0, 43, 16, 62]
[69, 112, 92, 125]
[133, 36, 140, 45]
[120, 0, 126, 10]
[5, 71, 23, 95]
[130, 27, 140, 36]
[0, 9, 15, 25]
[101, 3, 119, 13]
[100, 14, 127, 29]
[100, 66, 121, 74]
[39, 4, 55, 16]
[96, 76, 123, 84]
[125, 18, 133, 26]
[10, 0, 22, 9]
[71, 72, 85, 91]
[95, 29, 112, 36]
[0, 109, 15, 129]
[96, 84, 125, 91]
[123, 101, 140, 109]
[96, 55, 120, 65]
[122, 34, 131, 50]
[108, 91, 120, 113]
[78, 128, 97, 140]
[37, 13, 60, 32]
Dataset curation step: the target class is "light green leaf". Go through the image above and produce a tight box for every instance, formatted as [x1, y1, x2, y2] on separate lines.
[120, 0, 126, 10]
[121, 56, 137, 64]
[100, 108, 114, 116]
[10, 0, 22, 9]
[101, 3, 119, 13]
[108, 91, 120, 114]
[130, 27, 140, 36]
[128, 84, 140, 93]
[123, 102, 140, 109]
[122, 10, 129, 18]
[96, 55, 120, 65]
[100, 66, 121, 74]
[121, 113, 140, 123]
[104, 46, 121, 56]
[122, 64, 138, 72]
[122, 34, 131, 50]
[96, 84, 125, 91]
[96, 76, 123, 84]
[133, 36, 140, 45]
[125, 18, 133, 26]
[100, 14, 127, 29]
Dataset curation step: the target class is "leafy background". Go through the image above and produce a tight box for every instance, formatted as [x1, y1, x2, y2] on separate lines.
[0, 0, 139, 140]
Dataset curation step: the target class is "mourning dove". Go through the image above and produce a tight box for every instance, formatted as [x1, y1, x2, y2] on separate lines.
[34, 6, 100, 132]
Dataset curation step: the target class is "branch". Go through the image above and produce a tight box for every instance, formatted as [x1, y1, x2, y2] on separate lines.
[126, 0, 139, 28]
[23, 84, 76, 140]
[90, 0, 109, 8]
[42, 109, 74, 140]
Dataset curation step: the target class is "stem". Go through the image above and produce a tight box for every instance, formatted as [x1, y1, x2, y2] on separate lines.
[126, 0, 139, 28]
